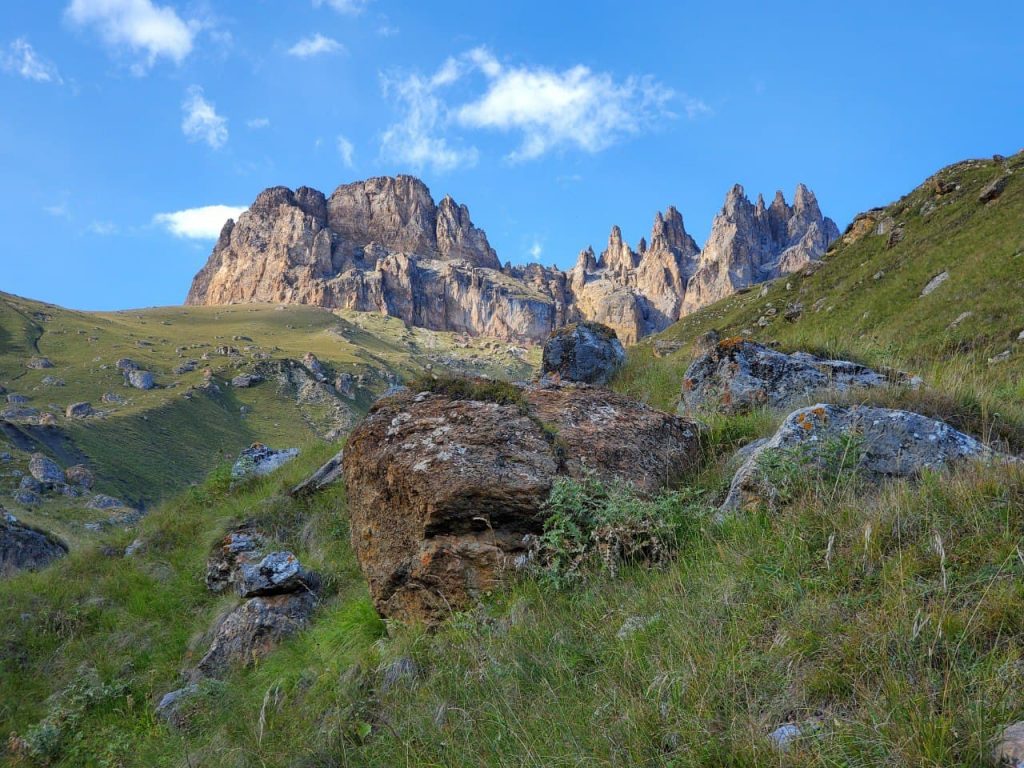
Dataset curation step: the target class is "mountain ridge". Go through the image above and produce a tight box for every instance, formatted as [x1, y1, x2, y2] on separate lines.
[186, 176, 839, 344]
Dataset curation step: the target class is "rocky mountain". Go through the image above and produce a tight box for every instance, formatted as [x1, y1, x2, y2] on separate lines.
[187, 176, 838, 344]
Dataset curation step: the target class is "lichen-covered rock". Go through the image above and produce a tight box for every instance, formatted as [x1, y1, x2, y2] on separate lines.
[195, 591, 318, 678]
[124, 369, 155, 390]
[65, 464, 95, 489]
[343, 380, 703, 623]
[204, 527, 265, 593]
[230, 373, 261, 388]
[679, 339, 907, 415]
[1, 510, 67, 576]
[29, 453, 64, 485]
[65, 401, 93, 419]
[231, 444, 299, 479]
[541, 322, 626, 385]
[721, 404, 1007, 513]
[992, 720, 1024, 767]
[27, 357, 54, 369]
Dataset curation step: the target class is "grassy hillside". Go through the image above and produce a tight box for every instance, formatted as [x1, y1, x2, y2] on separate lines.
[617, 152, 1024, 446]
[3, 154, 1024, 767]
[0, 295, 537, 547]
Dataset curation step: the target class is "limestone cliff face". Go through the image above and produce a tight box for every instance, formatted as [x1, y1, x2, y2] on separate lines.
[187, 176, 837, 344]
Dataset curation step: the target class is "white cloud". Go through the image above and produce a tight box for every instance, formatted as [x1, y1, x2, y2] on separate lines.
[44, 203, 70, 218]
[380, 48, 692, 168]
[313, 0, 370, 15]
[337, 135, 354, 167]
[246, 117, 270, 129]
[181, 85, 227, 149]
[380, 67, 478, 173]
[153, 205, 245, 239]
[287, 33, 344, 58]
[456, 48, 676, 161]
[528, 240, 543, 260]
[65, 0, 195, 71]
[88, 220, 118, 235]
[376, 22, 398, 37]
[2, 38, 62, 83]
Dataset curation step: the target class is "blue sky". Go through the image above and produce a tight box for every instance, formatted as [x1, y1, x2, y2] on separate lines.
[2, 1, 1022, 310]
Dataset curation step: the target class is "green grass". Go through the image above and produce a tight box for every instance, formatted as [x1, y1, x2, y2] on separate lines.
[4, 153, 1024, 766]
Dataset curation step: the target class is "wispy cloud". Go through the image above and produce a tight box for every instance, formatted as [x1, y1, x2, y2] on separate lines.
[181, 85, 227, 149]
[287, 33, 344, 58]
[380, 67, 479, 173]
[528, 239, 543, 260]
[313, 0, 370, 15]
[65, 0, 195, 72]
[380, 47, 695, 169]
[337, 134, 354, 167]
[153, 204, 245, 239]
[2, 38, 62, 83]
[88, 220, 118, 235]
[246, 117, 270, 129]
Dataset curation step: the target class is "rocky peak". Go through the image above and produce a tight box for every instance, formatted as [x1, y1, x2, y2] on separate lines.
[435, 193, 500, 268]
[600, 225, 637, 276]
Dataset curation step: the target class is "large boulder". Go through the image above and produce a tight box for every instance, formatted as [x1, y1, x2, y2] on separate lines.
[679, 338, 911, 415]
[65, 402, 93, 419]
[343, 379, 703, 623]
[541, 322, 626, 385]
[231, 444, 300, 479]
[1, 510, 67, 576]
[721, 404, 1008, 513]
[29, 453, 64, 486]
[124, 369, 155, 390]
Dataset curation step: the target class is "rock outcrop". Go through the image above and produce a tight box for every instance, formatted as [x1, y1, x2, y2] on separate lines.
[721, 404, 1008, 513]
[342, 380, 703, 623]
[186, 177, 837, 344]
[679, 339, 911, 415]
[1, 509, 67, 575]
[540, 322, 625, 385]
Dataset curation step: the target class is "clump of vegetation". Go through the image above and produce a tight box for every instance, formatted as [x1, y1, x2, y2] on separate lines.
[407, 373, 527, 410]
[535, 475, 707, 585]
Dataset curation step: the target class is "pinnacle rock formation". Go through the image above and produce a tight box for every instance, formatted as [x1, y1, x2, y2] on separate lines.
[187, 176, 838, 344]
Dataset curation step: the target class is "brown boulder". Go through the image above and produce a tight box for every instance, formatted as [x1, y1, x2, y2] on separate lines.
[342, 380, 702, 623]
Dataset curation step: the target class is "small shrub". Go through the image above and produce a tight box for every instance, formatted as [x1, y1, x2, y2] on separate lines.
[407, 374, 527, 411]
[535, 475, 705, 585]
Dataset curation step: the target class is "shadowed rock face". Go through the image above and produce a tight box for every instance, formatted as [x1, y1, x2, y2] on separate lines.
[1, 510, 67, 576]
[342, 381, 703, 623]
[187, 176, 837, 344]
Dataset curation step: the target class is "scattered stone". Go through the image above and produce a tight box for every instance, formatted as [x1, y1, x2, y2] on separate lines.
[173, 360, 197, 374]
[101, 392, 126, 404]
[27, 357, 54, 369]
[979, 175, 1008, 203]
[87, 494, 130, 510]
[920, 271, 949, 297]
[65, 402, 93, 419]
[1, 509, 67, 576]
[195, 591, 318, 678]
[230, 373, 261, 388]
[289, 448, 344, 497]
[948, 311, 973, 329]
[768, 724, 802, 751]
[989, 350, 1012, 365]
[41, 376, 64, 387]
[38, 413, 57, 426]
[230, 444, 300, 479]
[343, 380, 702, 623]
[124, 369, 155, 390]
[65, 465, 95, 489]
[12, 490, 39, 505]
[679, 339, 904, 415]
[1, 406, 39, 420]
[652, 339, 684, 358]
[933, 179, 958, 195]
[783, 302, 803, 322]
[236, 551, 314, 598]
[115, 358, 139, 371]
[540, 321, 626, 385]
[303, 352, 326, 381]
[721, 404, 1009, 514]
[205, 527, 265, 593]
[334, 373, 356, 399]
[124, 538, 144, 557]
[29, 453, 64, 485]
[616, 614, 659, 640]
[886, 225, 904, 248]
[155, 683, 199, 728]
[6, 393, 29, 404]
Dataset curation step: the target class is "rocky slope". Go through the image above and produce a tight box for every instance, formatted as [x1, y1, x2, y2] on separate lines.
[187, 177, 838, 345]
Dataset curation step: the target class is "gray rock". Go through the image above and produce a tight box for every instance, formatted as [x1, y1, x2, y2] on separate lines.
[992, 720, 1024, 767]
[173, 360, 198, 374]
[230, 373, 261, 388]
[979, 175, 1008, 203]
[196, 590, 318, 678]
[721, 404, 1009, 514]
[541, 322, 626, 385]
[87, 494, 130, 510]
[115, 358, 139, 371]
[12, 490, 39, 505]
[101, 392, 126, 404]
[679, 339, 903, 415]
[124, 369, 155, 390]
[236, 551, 312, 597]
[289, 448, 344, 497]
[41, 376, 64, 387]
[65, 401, 93, 419]
[19, 476, 42, 493]
[303, 352, 326, 381]
[768, 724, 802, 751]
[124, 538, 144, 557]
[205, 528, 264, 593]
[155, 683, 199, 728]
[1, 407, 38, 420]
[29, 453, 64, 485]
[6, 394, 29, 404]
[27, 357, 54, 369]
[1, 511, 67, 576]
[920, 271, 949, 297]
[231, 444, 299, 479]
[65, 464, 95, 489]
